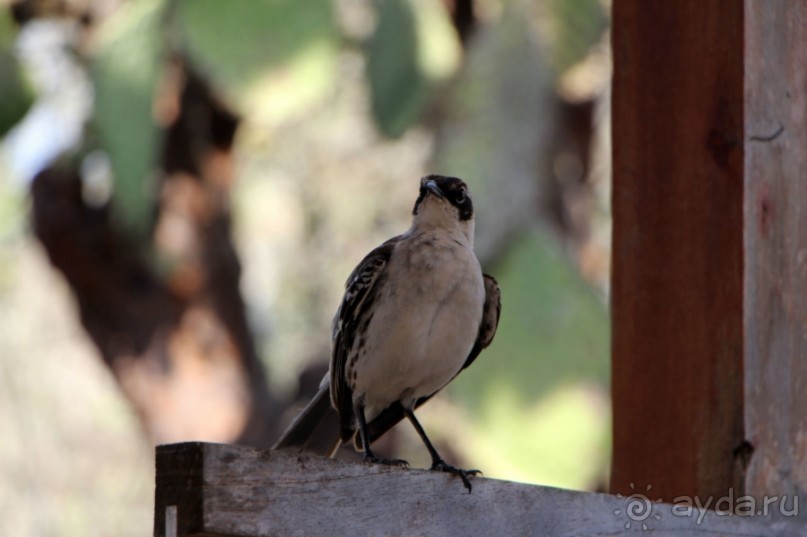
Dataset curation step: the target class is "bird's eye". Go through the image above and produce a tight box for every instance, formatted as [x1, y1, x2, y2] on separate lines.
[455, 188, 467, 204]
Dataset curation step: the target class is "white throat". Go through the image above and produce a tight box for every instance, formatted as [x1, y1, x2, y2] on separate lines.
[411, 196, 475, 248]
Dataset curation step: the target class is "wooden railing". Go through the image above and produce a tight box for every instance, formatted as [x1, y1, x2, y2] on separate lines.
[154, 442, 802, 537]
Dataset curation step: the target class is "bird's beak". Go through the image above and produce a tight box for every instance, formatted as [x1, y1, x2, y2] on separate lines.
[423, 179, 445, 198]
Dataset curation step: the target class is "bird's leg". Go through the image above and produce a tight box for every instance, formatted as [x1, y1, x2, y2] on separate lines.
[402, 407, 480, 493]
[355, 402, 409, 467]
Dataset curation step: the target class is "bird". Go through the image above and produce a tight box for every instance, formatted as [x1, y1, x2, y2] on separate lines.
[273, 174, 501, 493]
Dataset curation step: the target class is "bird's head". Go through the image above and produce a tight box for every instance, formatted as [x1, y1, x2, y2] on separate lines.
[411, 175, 475, 242]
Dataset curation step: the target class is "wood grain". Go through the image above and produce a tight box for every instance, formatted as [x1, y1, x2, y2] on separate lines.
[743, 1, 807, 503]
[612, 0, 807, 509]
[154, 442, 801, 537]
[611, 0, 745, 501]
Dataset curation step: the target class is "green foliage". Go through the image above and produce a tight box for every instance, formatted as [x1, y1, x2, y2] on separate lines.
[468, 382, 609, 488]
[546, 0, 608, 74]
[0, 9, 34, 137]
[366, 0, 459, 138]
[430, 2, 551, 266]
[366, 0, 421, 139]
[177, 0, 338, 123]
[456, 230, 609, 408]
[92, 0, 167, 237]
[450, 230, 610, 488]
[89, 0, 340, 237]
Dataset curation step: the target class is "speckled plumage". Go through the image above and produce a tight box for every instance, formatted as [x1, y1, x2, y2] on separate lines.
[327, 176, 500, 491]
[338, 227, 484, 428]
[275, 175, 501, 492]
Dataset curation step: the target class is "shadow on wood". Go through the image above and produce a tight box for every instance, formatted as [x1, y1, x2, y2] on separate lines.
[154, 442, 801, 537]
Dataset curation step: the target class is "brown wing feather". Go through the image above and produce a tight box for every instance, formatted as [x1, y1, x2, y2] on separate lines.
[460, 274, 501, 370]
[330, 236, 401, 442]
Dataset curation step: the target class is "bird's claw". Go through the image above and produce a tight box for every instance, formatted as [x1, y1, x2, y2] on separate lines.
[431, 459, 481, 493]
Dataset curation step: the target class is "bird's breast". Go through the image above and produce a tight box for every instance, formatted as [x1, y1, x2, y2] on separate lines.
[352, 234, 484, 418]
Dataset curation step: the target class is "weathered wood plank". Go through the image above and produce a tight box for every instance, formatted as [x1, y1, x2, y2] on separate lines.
[154, 442, 801, 537]
[155, 442, 204, 536]
[743, 0, 807, 504]
[611, 0, 745, 501]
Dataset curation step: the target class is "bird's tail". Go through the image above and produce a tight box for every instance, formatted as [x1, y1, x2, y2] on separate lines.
[274, 378, 419, 455]
[272, 379, 342, 457]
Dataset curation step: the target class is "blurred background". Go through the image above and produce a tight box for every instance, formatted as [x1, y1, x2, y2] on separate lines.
[0, 0, 612, 534]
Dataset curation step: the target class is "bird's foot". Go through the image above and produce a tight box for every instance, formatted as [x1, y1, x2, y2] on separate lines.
[364, 454, 410, 468]
[431, 459, 481, 493]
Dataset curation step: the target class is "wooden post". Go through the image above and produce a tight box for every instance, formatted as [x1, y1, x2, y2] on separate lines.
[743, 1, 807, 502]
[611, 0, 807, 506]
[154, 442, 801, 537]
[611, 0, 745, 502]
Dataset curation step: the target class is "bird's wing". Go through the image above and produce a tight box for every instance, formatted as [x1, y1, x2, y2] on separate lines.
[360, 272, 501, 448]
[460, 274, 501, 370]
[331, 236, 401, 442]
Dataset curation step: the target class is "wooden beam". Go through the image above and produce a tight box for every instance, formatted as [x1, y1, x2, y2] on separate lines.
[154, 442, 801, 537]
[611, 0, 745, 501]
[743, 1, 807, 502]
[612, 0, 807, 506]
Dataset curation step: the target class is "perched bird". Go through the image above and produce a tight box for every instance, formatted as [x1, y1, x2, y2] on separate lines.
[274, 175, 501, 492]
